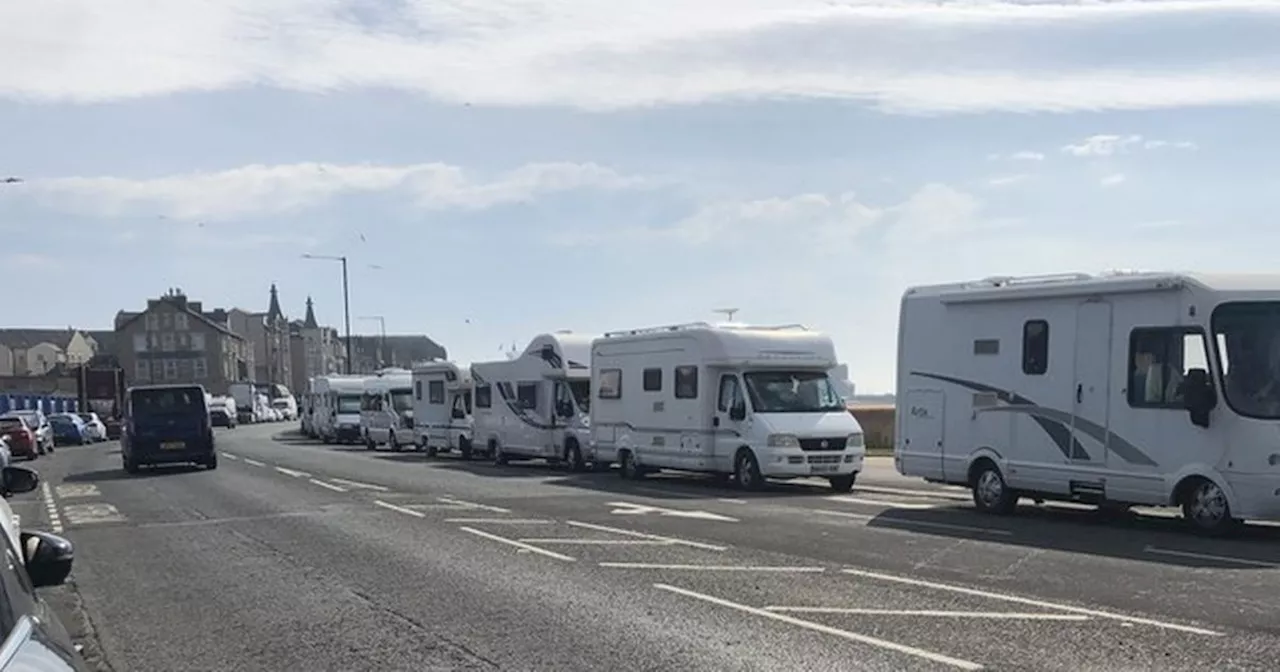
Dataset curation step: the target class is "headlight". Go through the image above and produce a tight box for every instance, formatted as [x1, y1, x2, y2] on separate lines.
[767, 434, 800, 448]
[848, 432, 865, 448]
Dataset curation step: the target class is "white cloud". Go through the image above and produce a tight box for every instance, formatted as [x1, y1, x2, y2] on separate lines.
[1062, 134, 1198, 157]
[13, 161, 643, 220]
[2, 1, 1279, 114]
[1010, 151, 1046, 162]
[1101, 173, 1127, 187]
[987, 174, 1029, 187]
[1143, 139, 1199, 150]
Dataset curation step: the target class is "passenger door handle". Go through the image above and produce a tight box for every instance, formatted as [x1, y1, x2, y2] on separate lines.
[1076, 384, 1083, 403]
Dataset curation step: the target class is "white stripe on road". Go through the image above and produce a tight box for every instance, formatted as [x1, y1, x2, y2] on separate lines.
[437, 496, 510, 513]
[328, 478, 390, 492]
[840, 568, 1222, 636]
[40, 482, 63, 534]
[1143, 545, 1280, 568]
[309, 479, 348, 492]
[828, 496, 941, 510]
[718, 498, 747, 504]
[604, 563, 824, 572]
[374, 500, 425, 517]
[654, 583, 983, 670]
[276, 466, 311, 478]
[444, 518, 554, 524]
[242, 458, 265, 467]
[458, 526, 575, 562]
[565, 520, 727, 551]
[764, 607, 1088, 620]
[222, 454, 239, 461]
[812, 509, 1013, 536]
[521, 539, 674, 546]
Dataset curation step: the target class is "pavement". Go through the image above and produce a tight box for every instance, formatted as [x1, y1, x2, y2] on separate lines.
[16, 424, 1280, 671]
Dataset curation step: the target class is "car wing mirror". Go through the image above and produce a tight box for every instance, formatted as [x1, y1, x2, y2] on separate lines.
[21, 530, 73, 588]
[1, 466, 39, 497]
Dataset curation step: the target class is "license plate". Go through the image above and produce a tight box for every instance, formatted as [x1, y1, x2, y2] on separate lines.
[161, 441, 186, 450]
[811, 465, 838, 474]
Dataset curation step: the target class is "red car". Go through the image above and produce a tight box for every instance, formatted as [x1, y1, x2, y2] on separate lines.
[0, 416, 39, 460]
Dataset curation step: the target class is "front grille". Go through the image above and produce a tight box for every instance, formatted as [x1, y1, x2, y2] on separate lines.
[808, 454, 842, 464]
[799, 436, 847, 452]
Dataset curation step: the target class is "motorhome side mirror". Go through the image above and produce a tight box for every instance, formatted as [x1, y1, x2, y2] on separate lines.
[1182, 368, 1216, 429]
[20, 530, 74, 588]
[451, 408, 465, 420]
[729, 403, 747, 421]
[1, 466, 39, 497]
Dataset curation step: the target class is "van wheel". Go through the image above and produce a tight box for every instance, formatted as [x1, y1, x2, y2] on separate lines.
[424, 442, 438, 458]
[1180, 477, 1238, 536]
[365, 433, 377, 451]
[564, 441, 585, 472]
[491, 441, 508, 466]
[389, 433, 401, 452]
[828, 473, 856, 493]
[619, 451, 643, 480]
[459, 437, 473, 460]
[734, 449, 763, 491]
[123, 454, 139, 474]
[971, 461, 1017, 514]
[203, 453, 218, 470]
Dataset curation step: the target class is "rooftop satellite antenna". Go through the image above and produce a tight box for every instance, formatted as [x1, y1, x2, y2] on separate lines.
[713, 308, 739, 322]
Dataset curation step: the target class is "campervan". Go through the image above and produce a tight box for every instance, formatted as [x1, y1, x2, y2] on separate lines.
[590, 322, 864, 491]
[411, 361, 474, 458]
[360, 368, 415, 450]
[471, 331, 596, 468]
[895, 271, 1280, 534]
[312, 375, 366, 443]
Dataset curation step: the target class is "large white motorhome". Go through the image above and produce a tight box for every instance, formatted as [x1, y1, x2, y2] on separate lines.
[411, 360, 475, 458]
[471, 331, 596, 468]
[312, 374, 367, 444]
[895, 271, 1280, 534]
[360, 368, 415, 450]
[590, 322, 865, 491]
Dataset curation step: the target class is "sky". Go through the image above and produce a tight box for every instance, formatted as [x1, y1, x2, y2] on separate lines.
[2, 0, 1279, 393]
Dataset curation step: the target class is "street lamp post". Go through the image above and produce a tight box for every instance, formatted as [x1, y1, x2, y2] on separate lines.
[301, 254, 353, 374]
[359, 316, 387, 368]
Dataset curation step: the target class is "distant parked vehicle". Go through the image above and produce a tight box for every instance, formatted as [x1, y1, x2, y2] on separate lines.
[0, 416, 39, 460]
[2, 411, 52, 455]
[209, 397, 237, 428]
[76, 412, 108, 442]
[48, 414, 89, 447]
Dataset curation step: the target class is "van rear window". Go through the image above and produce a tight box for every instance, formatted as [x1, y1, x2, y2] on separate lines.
[132, 387, 204, 414]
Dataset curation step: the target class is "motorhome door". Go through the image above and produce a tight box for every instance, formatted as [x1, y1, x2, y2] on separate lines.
[1072, 300, 1113, 464]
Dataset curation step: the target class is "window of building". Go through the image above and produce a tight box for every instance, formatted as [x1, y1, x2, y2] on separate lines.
[191, 333, 205, 351]
[516, 382, 538, 410]
[160, 332, 175, 352]
[1127, 327, 1209, 408]
[428, 380, 445, 404]
[144, 313, 158, 331]
[475, 384, 492, 408]
[1022, 320, 1049, 375]
[193, 357, 207, 380]
[134, 360, 150, 382]
[598, 369, 622, 399]
[163, 359, 178, 381]
[174, 313, 189, 330]
[675, 365, 699, 399]
[642, 368, 662, 391]
[133, 333, 148, 353]
[414, 381, 422, 400]
[973, 339, 999, 355]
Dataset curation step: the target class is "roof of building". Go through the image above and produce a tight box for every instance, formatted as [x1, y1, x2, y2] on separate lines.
[267, 283, 284, 323]
[303, 296, 319, 329]
[114, 290, 242, 338]
[0, 328, 83, 350]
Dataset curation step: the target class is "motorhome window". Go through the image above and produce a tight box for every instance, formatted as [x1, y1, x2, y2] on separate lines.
[337, 395, 362, 413]
[1212, 301, 1280, 419]
[568, 380, 590, 413]
[1021, 320, 1049, 375]
[743, 371, 845, 413]
[428, 380, 445, 404]
[516, 383, 538, 410]
[674, 366, 698, 399]
[1127, 327, 1207, 408]
[599, 369, 622, 399]
[474, 385, 492, 409]
[391, 389, 414, 412]
[717, 375, 741, 412]
[414, 381, 422, 400]
[973, 339, 999, 355]
[642, 368, 662, 391]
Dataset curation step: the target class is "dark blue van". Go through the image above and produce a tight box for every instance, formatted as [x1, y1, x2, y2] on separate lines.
[121, 384, 218, 473]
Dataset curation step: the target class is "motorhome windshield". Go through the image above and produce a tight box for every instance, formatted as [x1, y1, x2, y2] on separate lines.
[568, 380, 590, 413]
[337, 395, 362, 413]
[1212, 301, 1280, 419]
[743, 371, 846, 413]
[391, 389, 414, 412]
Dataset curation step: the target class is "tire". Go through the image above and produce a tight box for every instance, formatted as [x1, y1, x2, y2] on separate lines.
[365, 433, 377, 451]
[1180, 477, 1238, 536]
[619, 451, 643, 480]
[459, 437, 473, 461]
[564, 441, 585, 472]
[733, 449, 763, 491]
[123, 454, 139, 474]
[828, 473, 856, 493]
[389, 432, 401, 452]
[204, 453, 219, 470]
[971, 461, 1018, 515]
[491, 441, 508, 466]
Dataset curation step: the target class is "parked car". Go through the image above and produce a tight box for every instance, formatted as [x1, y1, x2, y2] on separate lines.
[0, 464, 88, 671]
[0, 412, 51, 455]
[0, 417, 38, 460]
[75, 413, 108, 442]
[122, 384, 218, 473]
[48, 415, 89, 447]
[209, 398, 237, 429]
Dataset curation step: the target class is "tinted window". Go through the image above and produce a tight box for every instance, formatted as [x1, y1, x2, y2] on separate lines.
[642, 368, 662, 392]
[1022, 320, 1049, 375]
[598, 369, 622, 399]
[675, 366, 698, 399]
[428, 381, 445, 404]
[516, 383, 538, 410]
[474, 385, 492, 409]
[131, 387, 204, 414]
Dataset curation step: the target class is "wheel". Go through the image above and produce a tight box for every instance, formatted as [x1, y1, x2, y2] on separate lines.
[828, 473, 856, 493]
[971, 461, 1018, 514]
[491, 441, 508, 466]
[388, 432, 401, 452]
[619, 451, 643, 480]
[365, 433, 377, 451]
[564, 441, 585, 472]
[424, 441, 438, 458]
[733, 449, 763, 491]
[322, 435, 332, 444]
[1181, 478, 1238, 536]
[459, 437, 473, 461]
[123, 454, 139, 474]
[203, 453, 219, 470]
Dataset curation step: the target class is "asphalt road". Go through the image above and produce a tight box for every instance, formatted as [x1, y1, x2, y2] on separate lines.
[20, 424, 1280, 671]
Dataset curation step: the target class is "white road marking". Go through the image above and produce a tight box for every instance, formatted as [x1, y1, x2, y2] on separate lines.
[764, 607, 1089, 620]
[61, 503, 126, 526]
[374, 500, 424, 517]
[840, 568, 1223, 636]
[54, 484, 100, 499]
[222, 453, 239, 461]
[243, 458, 265, 467]
[718, 498, 747, 504]
[438, 497, 510, 513]
[521, 539, 674, 546]
[458, 526, 575, 562]
[1143, 545, 1280, 568]
[604, 563, 824, 572]
[40, 482, 63, 534]
[607, 501, 738, 522]
[654, 584, 983, 670]
[854, 485, 972, 502]
[445, 518, 554, 524]
[628, 485, 703, 500]
[276, 466, 311, 478]
[309, 479, 348, 492]
[829, 496, 941, 510]
[565, 520, 727, 551]
[813, 509, 1013, 536]
[328, 478, 390, 492]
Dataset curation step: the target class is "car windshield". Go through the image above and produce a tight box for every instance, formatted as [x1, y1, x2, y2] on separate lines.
[391, 389, 414, 412]
[272, 399, 289, 408]
[132, 387, 204, 414]
[743, 371, 847, 413]
[50, 415, 76, 425]
[1213, 301, 1280, 419]
[78, 413, 94, 422]
[337, 395, 362, 413]
[568, 380, 590, 413]
[0, 419, 23, 432]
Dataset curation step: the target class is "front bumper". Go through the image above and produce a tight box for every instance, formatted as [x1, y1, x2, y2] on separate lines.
[333, 425, 362, 442]
[759, 450, 863, 478]
[130, 438, 213, 465]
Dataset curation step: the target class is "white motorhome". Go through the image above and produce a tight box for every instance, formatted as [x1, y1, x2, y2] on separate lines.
[360, 368, 415, 450]
[228, 382, 256, 424]
[895, 271, 1280, 534]
[313, 374, 366, 444]
[471, 331, 596, 468]
[591, 322, 864, 491]
[411, 360, 475, 458]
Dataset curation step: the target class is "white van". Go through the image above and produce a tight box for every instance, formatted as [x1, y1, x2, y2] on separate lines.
[411, 361, 475, 458]
[590, 322, 864, 491]
[896, 271, 1280, 535]
[471, 331, 596, 469]
[360, 368, 415, 451]
[312, 375, 366, 443]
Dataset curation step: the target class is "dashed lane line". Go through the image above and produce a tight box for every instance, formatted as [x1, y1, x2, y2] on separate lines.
[458, 526, 576, 562]
[565, 520, 727, 552]
[222, 453, 239, 461]
[602, 563, 825, 572]
[242, 458, 265, 467]
[40, 482, 63, 534]
[328, 478, 390, 492]
[521, 539, 674, 546]
[444, 518, 554, 524]
[374, 500, 426, 517]
[438, 496, 510, 513]
[763, 607, 1089, 621]
[309, 479, 348, 493]
[276, 466, 311, 478]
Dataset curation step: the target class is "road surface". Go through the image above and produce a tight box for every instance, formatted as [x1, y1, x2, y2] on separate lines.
[20, 424, 1280, 671]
